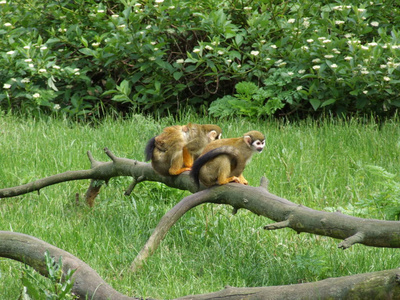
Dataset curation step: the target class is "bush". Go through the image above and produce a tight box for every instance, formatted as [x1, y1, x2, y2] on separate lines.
[1, 0, 400, 118]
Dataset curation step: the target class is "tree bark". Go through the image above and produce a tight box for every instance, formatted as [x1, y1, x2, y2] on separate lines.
[2, 149, 400, 298]
[1, 148, 399, 254]
[1, 231, 400, 300]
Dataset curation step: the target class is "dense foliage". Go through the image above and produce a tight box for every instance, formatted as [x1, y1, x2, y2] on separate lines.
[1, 0, 400, 118]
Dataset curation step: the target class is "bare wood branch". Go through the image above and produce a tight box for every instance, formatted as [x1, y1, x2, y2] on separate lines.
[1, 231, 400, 300]
[0, 231, 139, 300]
[131, 190, 213, 272]
[1, 150, 400, 254]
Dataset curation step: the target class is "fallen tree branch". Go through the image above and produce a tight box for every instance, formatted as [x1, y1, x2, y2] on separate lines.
[0, 231, 139, 300]
[1, 231, 400, 300]
[1, 149, 400, 256]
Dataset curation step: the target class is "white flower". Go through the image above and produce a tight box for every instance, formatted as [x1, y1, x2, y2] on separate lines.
[176, 59, 184, 64]
[296, 86, 303, 91]
[287, 72, 294, 76]
[363, 90, 368, 94]
[301, 46, 309, 51]
[288, 19, 296, 24]
[344, 56, 353, 61]
[298, 69, 305, 74]
[6, 50, 15, 55]
[32, 93, 40, 98]
[383, 76, 391, 81]
[270, 44, 277, 49]
[4, 22, 12, 27]
[205, 45, 213, 50]
[111, 14, 119, 18]
[322, 39, 332, 43]
[155, 0, 164, 2]
[368, 42, 377, 46]
[335, 20, 345, 25]
[97, 9, 105, 13]
[23, 45, 30, 49]
[53, 104, 61, 110]
[118, 24, 126, 29]
[361, 45, 369, 50]
[217, 50, 224, 55]
[149, 56, 156, 61]
[312, 58, 321, 63]
[193, 48, 200, 53]
[370, 21, 379, 27]
[331, 64, 338, 68]
[318, 37, 326, 40]
[324, 55, 334, 59]
[380, 64, 387, 69]
[306, 39, 314, 43]
[243, 7, 252, 10]
[312, 65, 321, 70]
[21, 78, 30, 83]
[250, 50, 259, 56]
[40, 46, 47, 50]
[3, 83, 11, 89]
[361, 70, 369, 74]
[92, 42, 100, 47]
[38, 68, 47, 73]
[52, 65, 61, 69]
[24, 58, 32, 62]
[29, 64, 34, 68]
[0, 1, 7, 4]
[357, 8, 366, 12]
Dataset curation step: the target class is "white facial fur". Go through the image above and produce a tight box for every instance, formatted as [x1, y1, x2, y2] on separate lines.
[252, 140, 265, 152]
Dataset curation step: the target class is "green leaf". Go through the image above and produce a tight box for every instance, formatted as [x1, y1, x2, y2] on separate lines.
[79, 48, 96, 56]
[310, 99, 321, 110]
[173, 71, 183, 80]
[235, 34, 243, 46]
[321, 98, 336, 107]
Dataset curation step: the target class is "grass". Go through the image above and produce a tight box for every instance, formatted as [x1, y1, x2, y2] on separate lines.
[0, 113, 400, 299]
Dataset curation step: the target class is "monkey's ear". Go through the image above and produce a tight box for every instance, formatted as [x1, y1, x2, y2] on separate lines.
[207, 130, 219, 140]
[244, 135, 252, 146]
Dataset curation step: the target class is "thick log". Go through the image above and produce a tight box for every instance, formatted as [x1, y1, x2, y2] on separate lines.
[1, 231, 400, 300]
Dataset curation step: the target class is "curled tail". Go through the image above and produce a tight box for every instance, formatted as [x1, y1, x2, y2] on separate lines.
[190, 146, 239, 187]
[144, 136, 156, 161]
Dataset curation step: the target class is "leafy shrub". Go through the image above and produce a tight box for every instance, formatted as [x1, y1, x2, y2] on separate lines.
[21, 251, 77, 299]
[356, 165, 400, 220]
[1, 0, 400, 118]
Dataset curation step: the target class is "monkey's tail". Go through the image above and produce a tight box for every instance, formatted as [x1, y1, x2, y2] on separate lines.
[144, 136, 156, 161]
[190, 146, 238, 187]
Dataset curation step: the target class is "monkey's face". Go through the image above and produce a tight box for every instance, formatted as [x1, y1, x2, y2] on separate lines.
[253, 139, 265, 153]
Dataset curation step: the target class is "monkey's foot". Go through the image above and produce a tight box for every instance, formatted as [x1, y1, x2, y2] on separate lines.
[218, 176, 242, 185]
[169, 167, 192, 175]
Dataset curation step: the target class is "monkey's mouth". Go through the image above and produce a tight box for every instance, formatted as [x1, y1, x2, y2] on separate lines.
[257, 148, 264, 153]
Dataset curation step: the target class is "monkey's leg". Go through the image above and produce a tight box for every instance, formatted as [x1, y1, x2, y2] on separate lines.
[169, 151, 191, 175]
[217, 159, 241, 185]
[182, 147, 194, 168]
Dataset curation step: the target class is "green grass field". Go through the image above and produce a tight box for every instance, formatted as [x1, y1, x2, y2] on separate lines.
[1, 114, 400, 299]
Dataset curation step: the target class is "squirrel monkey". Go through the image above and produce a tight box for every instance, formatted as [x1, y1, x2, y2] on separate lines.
[190, 131, 265, 187]
[145, 123, 222, 176]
